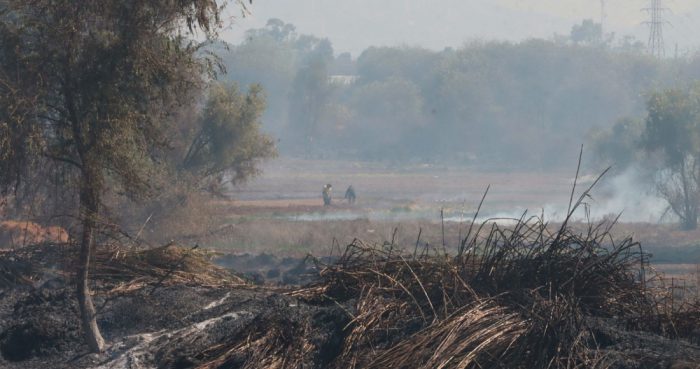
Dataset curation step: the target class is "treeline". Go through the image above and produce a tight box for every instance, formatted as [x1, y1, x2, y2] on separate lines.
[220, 19, 700, 169]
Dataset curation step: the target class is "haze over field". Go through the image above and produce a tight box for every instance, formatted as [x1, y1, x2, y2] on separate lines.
[224, 0, 700, 55]
[2, 2, 700, 367]
[210, 1, 700, 226]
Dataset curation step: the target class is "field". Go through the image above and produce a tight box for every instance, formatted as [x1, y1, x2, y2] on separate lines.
[180, 158, 700, 284]
[3, 158, 700, 368]
[200, 158, 574, 253]
[226, 158, 575, 208]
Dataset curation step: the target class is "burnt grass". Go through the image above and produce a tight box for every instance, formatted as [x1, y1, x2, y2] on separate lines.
[1, 214, 700, 369]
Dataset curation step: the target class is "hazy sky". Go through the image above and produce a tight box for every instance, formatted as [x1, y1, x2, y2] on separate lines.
[223, 0, 700, 56]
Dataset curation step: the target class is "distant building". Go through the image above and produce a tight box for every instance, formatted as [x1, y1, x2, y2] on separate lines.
[328, 74, 358, 86]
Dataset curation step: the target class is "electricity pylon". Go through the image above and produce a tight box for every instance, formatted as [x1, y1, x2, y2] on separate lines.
[644, 0, 669, 58]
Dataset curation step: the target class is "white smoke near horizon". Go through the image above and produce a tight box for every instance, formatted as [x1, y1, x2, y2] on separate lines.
[465, 165, 670, 225]
[580, 165, 669, 223]
[275, 165, 672, 225]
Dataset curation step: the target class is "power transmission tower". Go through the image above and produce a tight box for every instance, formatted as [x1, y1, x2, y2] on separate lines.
[643, 0, 669, 58]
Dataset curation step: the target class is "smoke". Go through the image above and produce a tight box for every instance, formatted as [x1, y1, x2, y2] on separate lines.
[275, 166, 671, 225]
[468, 165, 669, 224]
[578, 165, 668, 223]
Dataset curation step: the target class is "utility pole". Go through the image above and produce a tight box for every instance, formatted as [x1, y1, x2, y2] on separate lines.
[600, 0, 607, 33]
[644, 0, 669, 58]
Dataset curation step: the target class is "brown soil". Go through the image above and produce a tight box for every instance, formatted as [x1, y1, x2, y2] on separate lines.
[0, 221, 68, 248]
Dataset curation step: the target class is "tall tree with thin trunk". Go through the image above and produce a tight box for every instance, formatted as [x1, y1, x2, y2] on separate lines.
[643, 84, 700, 230]
[0, 0, 248, 352]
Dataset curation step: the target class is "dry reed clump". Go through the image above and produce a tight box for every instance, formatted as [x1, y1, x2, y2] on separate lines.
[281, 187, 675, 368]
[91, 244, 247, 291]
[296, 219, 650, 368]
[193, 310, 319, 369]
[0, 242, 246, 291]
[192, 175, 698, 369]
[200, 205, 673, 369]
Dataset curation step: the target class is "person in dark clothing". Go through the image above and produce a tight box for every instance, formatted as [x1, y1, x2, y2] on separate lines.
[344, 185, 356, 204]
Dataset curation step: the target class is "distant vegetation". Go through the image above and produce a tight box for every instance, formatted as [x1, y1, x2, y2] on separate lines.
[219, 18, 700, 169]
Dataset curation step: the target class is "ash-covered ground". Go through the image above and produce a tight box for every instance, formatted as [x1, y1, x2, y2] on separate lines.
[1, 238, 700, 369]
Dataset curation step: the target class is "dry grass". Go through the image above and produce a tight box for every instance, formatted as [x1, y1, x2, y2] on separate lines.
[196, 183, 700, 368]
[92, 243, 247, 292]
[194, 310, 319, 369]
[288, 219, 651, 368]
[0, 242, 246, 291]
[200, 216, 700, 266]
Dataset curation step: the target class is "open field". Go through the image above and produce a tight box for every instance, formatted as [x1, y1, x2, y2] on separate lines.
[227, 158, 577, 211]
[171, 159, 699, 285]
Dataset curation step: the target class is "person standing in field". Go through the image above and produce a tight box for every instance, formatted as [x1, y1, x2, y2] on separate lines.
[344, 185, 356, 204]
[322, 184, 333, 206]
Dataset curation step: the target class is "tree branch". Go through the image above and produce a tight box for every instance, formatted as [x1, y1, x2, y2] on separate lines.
[43, 153, 82, 170]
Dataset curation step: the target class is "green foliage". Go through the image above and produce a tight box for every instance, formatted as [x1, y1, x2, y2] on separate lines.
[570, 19, 605, 46]
[0, 0, 226, 198]
[183, 83, 276, 185]
[219, 19, 333, 149]
[591, 85, 700, 230]
[0, 0, 272, 201]
[0, 0, 252, 353]
[641, 85, 700, 230]
[356, 46, 436, 85]
[288, 50, 334, 149]
[345, 77, 426, 158]
[643, 85, 700, 167]
[414, 40, 661, 165]
[588, 117, 644, 169]
[220, 19, 689, 167]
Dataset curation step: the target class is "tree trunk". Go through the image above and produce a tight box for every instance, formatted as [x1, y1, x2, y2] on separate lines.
[679, 160, 698, 231]
[682, 213, 698, 230]
[76, 168, 106, 353]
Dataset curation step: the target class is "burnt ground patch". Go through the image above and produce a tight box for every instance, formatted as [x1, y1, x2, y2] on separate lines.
[213, 252, 330, 286]
[0, 222, 699, 369]
[1, 287, 81, 362]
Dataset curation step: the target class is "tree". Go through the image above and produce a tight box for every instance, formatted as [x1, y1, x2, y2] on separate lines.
[570, 19, 605, 46]
[288, 39, 334, 150]
[615, 35, 646, 54]
[643, 85, 700, 230]
[348, 77, 426, 159]
[221, 22, 299, 136]
[183, 83, 276, 192]
[0, 0, 253, 352]
[247, 18, 298, 43]
[221, 19, 337, 152]
[588, 117, 644, 169]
